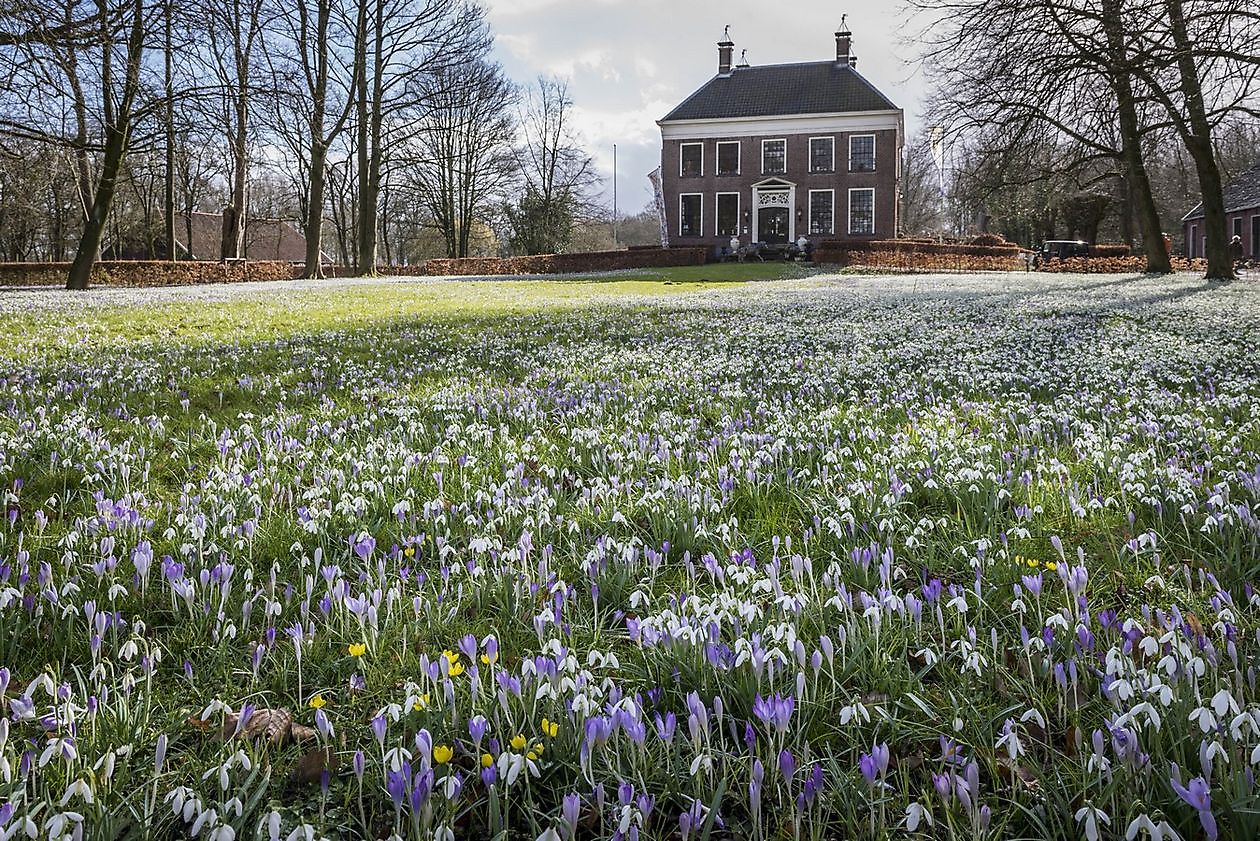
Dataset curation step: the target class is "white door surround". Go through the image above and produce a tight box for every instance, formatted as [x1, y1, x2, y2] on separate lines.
[752, 178, 796, 244]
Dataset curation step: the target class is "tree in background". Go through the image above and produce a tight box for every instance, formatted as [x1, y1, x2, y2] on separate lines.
[506, 77, 599, 255]
[269, 0, 360, 277]
[911, 0, 1172, 272]
[199, 0, 265, 260]
[352, 0, 488, 274]
[405, 59, 517, 259]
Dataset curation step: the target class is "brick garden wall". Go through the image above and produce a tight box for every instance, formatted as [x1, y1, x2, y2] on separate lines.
[420, 248, 707, 277]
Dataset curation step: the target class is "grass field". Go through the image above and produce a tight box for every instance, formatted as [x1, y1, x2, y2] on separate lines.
[0, 271, 1258, 840]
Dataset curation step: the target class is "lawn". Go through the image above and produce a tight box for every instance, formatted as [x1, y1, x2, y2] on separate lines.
[0, 271, 1257, 840]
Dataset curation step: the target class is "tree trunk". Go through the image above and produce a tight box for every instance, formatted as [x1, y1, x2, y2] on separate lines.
[163, 0, 176, 260]
[226, 93, 249, 259]
[67, 124, 127, 289]
[304, 141, 327, 278]
[1164, 0, 1232, 279]
[1102, 0, 1171, 274]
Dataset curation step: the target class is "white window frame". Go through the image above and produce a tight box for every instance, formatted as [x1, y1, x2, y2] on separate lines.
[716, 141, 742, 176]
[808, 137, 835, 173]
[808, 189, 835, 235]
[679, 193, 703, 238]
[715, 192, 741, 237]
[848, 187, 876, 236]
[761, 139, 787, 175]
[679, 143, 704, 178]
[848, 134, 876, 173]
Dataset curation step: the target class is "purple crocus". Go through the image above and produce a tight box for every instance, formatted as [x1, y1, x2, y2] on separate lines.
[859, 742, 889, 787]
[751, 693, 794, 733]
[386, 762, 411, 810]
[1170, 764, 1218, 840]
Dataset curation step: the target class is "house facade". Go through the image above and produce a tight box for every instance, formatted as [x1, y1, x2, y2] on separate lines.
[657, 27, 903, 251]
[1183, 161, 1260, 259]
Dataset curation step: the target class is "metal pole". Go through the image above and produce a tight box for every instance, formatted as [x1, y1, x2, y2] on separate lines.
[613, 144, 619, 247]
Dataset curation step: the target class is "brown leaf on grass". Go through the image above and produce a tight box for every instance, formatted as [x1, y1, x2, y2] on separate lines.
[996, 756, 1042, 791]
[1185, 613, 1205, 639]
[292, 747, 340, 786]
[220, 708, 318, 747]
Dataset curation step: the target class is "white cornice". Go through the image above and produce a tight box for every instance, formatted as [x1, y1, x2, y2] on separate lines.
[660, 110, 903, 140]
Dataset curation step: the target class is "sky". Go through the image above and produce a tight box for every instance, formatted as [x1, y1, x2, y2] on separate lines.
[484, 0, 931, 213]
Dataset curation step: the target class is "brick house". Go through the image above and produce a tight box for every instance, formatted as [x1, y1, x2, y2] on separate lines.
[657, 26, 903, 252]
[1182, 161, 1260, 259]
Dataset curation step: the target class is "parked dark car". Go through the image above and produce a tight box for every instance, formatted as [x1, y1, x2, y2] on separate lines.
[1037, 240, 1091, 263]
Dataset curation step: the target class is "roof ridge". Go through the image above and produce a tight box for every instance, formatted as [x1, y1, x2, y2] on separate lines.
[660, 61, 900, 123]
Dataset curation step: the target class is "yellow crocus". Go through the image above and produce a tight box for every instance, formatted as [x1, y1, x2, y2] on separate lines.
[448, 661, 465, 678]
[348, 643, 367, 657]
[433, 745, 454, 764]
[480, 753, 494, 768]
[309, 694, 327, 710]
[510, 734, 527, 751]
[541, 718, 559, 738]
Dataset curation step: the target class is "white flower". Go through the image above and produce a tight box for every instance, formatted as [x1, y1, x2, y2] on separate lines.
[58, 779, 94, 806]
[905, 802, 933, 832]
[1075, 805, 1111, 841]
[1125, 814, 1182, 840]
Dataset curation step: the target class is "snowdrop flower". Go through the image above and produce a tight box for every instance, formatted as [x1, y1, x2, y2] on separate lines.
[1074, 805, 1111, 841]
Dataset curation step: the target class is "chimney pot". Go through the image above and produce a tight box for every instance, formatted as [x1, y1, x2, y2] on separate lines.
[718, 27, 735, 76]
[836, 27, 853, 66]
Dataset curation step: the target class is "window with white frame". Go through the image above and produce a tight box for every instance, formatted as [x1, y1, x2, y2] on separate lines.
[809, 137, 835, 173]
[849, 135, 876, 172]
[762, 139, 787, 174]
[716, 193, 740, 237]
[849, 188, 875, 235]
[680, 143, 704, 178]
[679, 194, 702, 237]
[716, 142, 741, 176]
[809, 190, 834, 235]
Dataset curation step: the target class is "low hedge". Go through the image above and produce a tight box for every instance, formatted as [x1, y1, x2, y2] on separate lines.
[421, 248, 707, 277]
[816, 239, 1024, 272]
[1036, 256, 1207, 274]
[0, 261, 301, 288]
[818, 239, 1023, 259]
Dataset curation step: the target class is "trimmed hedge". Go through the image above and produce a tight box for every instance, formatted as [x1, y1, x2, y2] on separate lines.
[1088, 244, 1133, 258]
[0, 261, 301, 288]
[815, 239, 1023, 273]
[1037, 256, 1207, 274]
[421, 248, 707, 277]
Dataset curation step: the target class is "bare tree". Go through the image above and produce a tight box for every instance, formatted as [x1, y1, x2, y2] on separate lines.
[352, 0, 489, 274]
[507, 77, 600, 255]
[1124, 0, 1260, 278]
[405, 59, 516, 258]
[199, 0, 265, 260]
[909, 0, 1172, 271]
[269, 0, 359, 276]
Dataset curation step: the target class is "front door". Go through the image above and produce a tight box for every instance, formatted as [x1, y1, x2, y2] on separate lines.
[759, 207, 790, 244]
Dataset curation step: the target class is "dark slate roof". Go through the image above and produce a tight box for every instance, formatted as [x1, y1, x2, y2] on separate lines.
[660, 61, 898, 123]
[1183, 160, 1260, 221]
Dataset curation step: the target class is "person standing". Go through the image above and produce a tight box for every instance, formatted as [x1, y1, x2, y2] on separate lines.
[1230, 235, 1245, 274]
